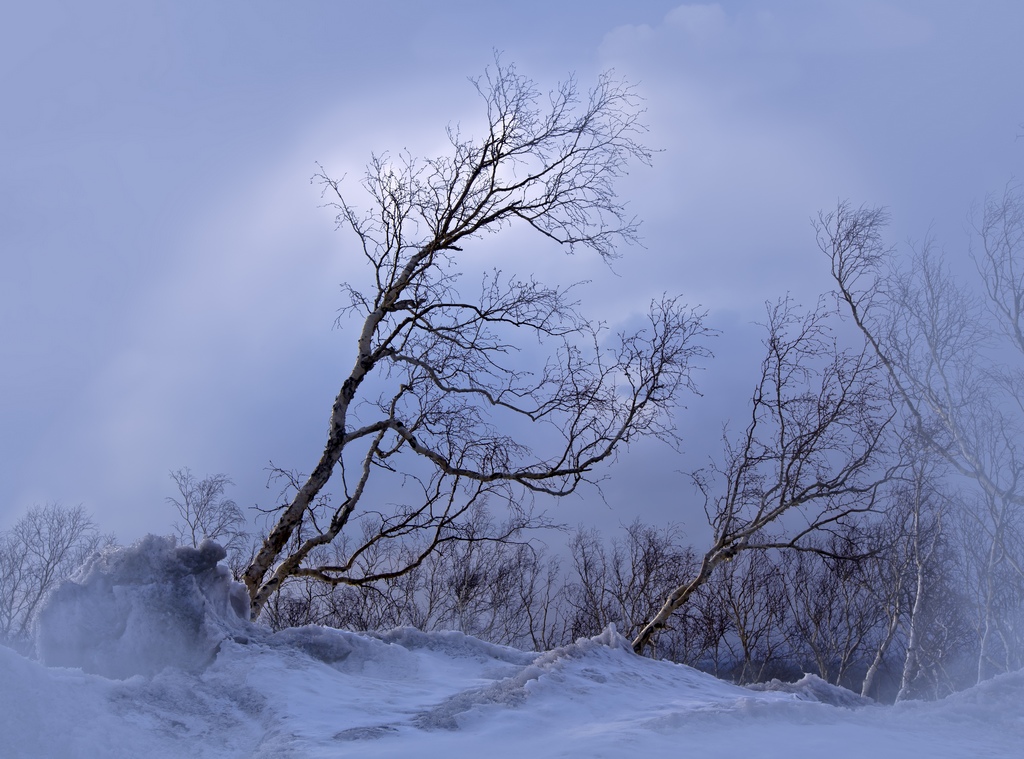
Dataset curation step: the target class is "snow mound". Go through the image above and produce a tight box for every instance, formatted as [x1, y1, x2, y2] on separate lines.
[410, 624, 768, 731]
[3, 617, 1023, 758]
[35, 535, 252, 679]
[894, 669, 1024, 737]
[269, 624, 421, 679]
[374, 626, 539, 665]
[747, 673, 874, 708]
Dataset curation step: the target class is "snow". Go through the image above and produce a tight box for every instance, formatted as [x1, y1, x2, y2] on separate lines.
[35, 535, 250, 679]
[2, 538, 1022, 758]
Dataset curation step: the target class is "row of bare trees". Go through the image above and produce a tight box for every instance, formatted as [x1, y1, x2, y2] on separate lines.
[0, 504, 114, 653]
[3, 474, 1015, 703]
[253, 479, 1013, 702]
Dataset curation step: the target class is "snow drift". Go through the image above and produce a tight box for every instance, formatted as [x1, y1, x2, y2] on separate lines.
[748, 673, 875, 707]
[2, 533, 1021, 758]
[35, 535, 251, 678]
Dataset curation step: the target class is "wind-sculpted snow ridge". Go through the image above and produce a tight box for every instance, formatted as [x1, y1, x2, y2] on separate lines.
[270, 624, 537, 674]
[374, 626, 540, 666]
[747, 673, 875, 708]
[35, 535, 253, 679]
[411, 624, 793, 731]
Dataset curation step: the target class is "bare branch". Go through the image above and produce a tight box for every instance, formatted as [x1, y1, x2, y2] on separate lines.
[633, 296, 896, 654]
[242, 60, 708, 617]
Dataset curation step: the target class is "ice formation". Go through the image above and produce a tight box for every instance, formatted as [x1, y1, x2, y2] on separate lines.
[34, 535, 251, 679]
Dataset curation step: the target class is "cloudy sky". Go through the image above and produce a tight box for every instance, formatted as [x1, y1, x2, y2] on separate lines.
[2, 1, 1023, 543]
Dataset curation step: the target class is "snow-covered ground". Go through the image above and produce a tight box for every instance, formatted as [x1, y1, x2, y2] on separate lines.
[2, 538, 1022, 758]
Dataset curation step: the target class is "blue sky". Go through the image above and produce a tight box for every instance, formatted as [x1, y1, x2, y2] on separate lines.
[2, 1, 1023, 541]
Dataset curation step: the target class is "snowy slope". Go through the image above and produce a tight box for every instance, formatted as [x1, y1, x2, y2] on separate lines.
[2, 538, 1022, 758]
[4, 626, 1024, 759]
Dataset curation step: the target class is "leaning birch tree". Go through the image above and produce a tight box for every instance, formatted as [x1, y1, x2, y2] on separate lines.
[241, 61, 711, 617]
[633, 297, 896, 655]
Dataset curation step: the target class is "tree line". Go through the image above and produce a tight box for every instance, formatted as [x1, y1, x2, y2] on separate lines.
[5, 402, 1020, 704]
[254, 459, 1021, 703]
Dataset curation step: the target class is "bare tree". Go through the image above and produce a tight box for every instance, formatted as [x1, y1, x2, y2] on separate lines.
[714, 551, 789, 683]
[241, 59, 711, 617]
[564, 521, 696, 650]
[261, 504, 570, 651]
[564, 527, 616, 639]
[782, 530, 878, 687]
[607, 521, 697, 648]
[516, 544, 570, 651]
[893, 462, 949, 700]
[858, 507, 912, 698]
[957, 489, 1024, 682]
[673, 579, 731, 673]
[633, 296, 896, 654]
[0, 504, 113, 651]
[821, 202, 1005, 503]
[168, 468, 247, 555]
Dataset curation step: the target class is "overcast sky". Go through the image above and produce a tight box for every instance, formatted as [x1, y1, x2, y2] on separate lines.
[2, 1, 1023, 543]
